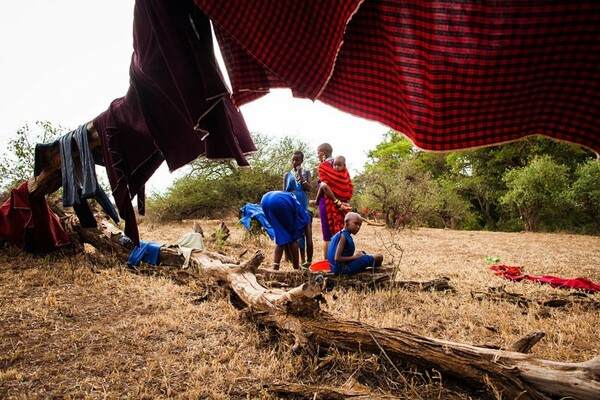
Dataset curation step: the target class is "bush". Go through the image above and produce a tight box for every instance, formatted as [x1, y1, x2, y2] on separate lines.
[500, 156, 570, 231]
[146, 133, 316, 220]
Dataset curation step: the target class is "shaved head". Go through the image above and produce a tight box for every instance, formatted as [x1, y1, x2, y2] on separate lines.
[344, 212, 362, 223]
[317, 143, 333, 156]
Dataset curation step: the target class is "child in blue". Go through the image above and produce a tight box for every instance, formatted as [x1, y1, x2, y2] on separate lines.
[283, 150, 313, 267]
[327, 212, 383, 275]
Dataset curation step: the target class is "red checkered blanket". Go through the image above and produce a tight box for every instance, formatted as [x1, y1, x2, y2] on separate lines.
[196, 0, 600, 153]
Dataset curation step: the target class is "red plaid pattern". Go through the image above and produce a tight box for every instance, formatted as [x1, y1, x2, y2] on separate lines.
[196, 0, 363, 103]
[195, 0, 600, 153]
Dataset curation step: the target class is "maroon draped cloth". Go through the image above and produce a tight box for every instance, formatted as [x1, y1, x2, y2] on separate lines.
[196, 0, 600, 154]
[94, 0, 256, 244]
[0, 181, 70, 252]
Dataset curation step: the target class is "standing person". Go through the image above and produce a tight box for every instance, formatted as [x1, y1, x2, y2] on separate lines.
[316, 143, 353, 259]
[282, 151, 313, 267]
[260, 191, 311, 270]
[327, 212, 383, 275]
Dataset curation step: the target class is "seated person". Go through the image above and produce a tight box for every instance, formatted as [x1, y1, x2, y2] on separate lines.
[327, 212, 383, 275]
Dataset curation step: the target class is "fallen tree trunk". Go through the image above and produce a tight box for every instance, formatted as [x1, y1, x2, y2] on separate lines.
[471, 287, 600, 310]
[257, 268, 453, 291]
[61, 218, 599, 398]
[197, 251, 600, 400]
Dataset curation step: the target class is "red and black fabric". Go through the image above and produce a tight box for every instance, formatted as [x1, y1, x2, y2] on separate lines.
[318, 160, 354, 236]
[196, 0, 364, 105]
[94, 0, 256, 244]
[196, 0, 600, 154]
[490, 265, 600, 293]
[0, 181, 70, 252]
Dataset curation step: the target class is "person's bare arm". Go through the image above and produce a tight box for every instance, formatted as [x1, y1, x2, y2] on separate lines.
[334, 234, 362, 263]
[302, 170, 311, 191]
[320, 183, 351, 211]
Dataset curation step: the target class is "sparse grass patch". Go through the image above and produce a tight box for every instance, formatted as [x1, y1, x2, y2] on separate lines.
[1, 220, 598, 398]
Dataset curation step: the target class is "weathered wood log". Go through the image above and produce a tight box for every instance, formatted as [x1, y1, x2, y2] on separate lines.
[256, 267, 453, 292]
[64, 220, 599, 398]
[197, 253, 600, 400]
[253, 382, 396, 399]
[471, 287, 600, 310]
[69, 221, 452, 293]
[509, 330, 545, 354]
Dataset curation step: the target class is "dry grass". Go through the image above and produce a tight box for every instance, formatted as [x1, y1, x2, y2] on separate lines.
[1, 217, 599, 399]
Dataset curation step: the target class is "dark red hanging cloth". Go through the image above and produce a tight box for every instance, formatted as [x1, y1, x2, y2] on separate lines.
[196, 0, 600, 154]
[93, 0, 256, 244]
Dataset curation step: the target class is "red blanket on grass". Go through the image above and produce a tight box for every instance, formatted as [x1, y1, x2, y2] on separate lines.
[490, 265, 600, 293]
[318, 160, 353, 236]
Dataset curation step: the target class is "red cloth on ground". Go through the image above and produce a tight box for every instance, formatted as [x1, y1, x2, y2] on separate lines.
[196, 0, 600, 154]
[318, 160, 354, 236]
[0, 181, 70, 252]
[490, 265, 600, 293]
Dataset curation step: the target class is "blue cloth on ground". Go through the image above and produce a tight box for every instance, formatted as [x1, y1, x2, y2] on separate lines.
[239, 203, 275, 239]
[127, 241, 165, 266]
[260, 191, 311, 246]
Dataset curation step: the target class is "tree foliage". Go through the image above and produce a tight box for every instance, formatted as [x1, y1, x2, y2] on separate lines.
[353, 131, 596, 233]
[568, 160, 600, 233]
[0, 121, 64, 194]
[147, 133, 317, 220]
[500, 156, 570, 231]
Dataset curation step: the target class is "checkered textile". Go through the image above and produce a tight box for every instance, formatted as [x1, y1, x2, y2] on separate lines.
[196, 0, 600, 153]
[196, 0, 363, 104]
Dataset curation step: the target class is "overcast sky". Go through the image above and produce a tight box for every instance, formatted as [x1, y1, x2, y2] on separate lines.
[0, 1, 388, 193]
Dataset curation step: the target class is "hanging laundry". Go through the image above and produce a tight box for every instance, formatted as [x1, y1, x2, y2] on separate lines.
[196, 0, 600, 153]
[57, 124, 120, 228]
[93, 0, 256, 245]
[170, 232, 204, 268]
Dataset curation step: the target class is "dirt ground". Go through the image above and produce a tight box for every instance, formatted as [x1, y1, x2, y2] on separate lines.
[1, 216, 599, 399]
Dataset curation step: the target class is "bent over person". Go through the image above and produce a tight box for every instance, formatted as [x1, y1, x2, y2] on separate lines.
[261, 191, 311, 270]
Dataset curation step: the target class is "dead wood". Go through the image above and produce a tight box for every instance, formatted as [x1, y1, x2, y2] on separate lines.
[208, 221, 230, 243]
[256, 267, 453, 292]
[255, 382, 396, 399]
[508, 330, 545, 354]
[361, 218, 386, 227]
[63, 220, 599, 398]
[194, 252, 600, 400]
[471, 287, 600, 310]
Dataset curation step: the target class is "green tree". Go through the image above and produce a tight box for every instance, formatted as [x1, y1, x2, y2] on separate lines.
[0, 121, 64, 193]
[569, 160, 600, 233]
[429, 178, 477, 230]
[500, 156, 570, 231]
[147, 133, 317, 220]
[364, 130, 413, 170]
